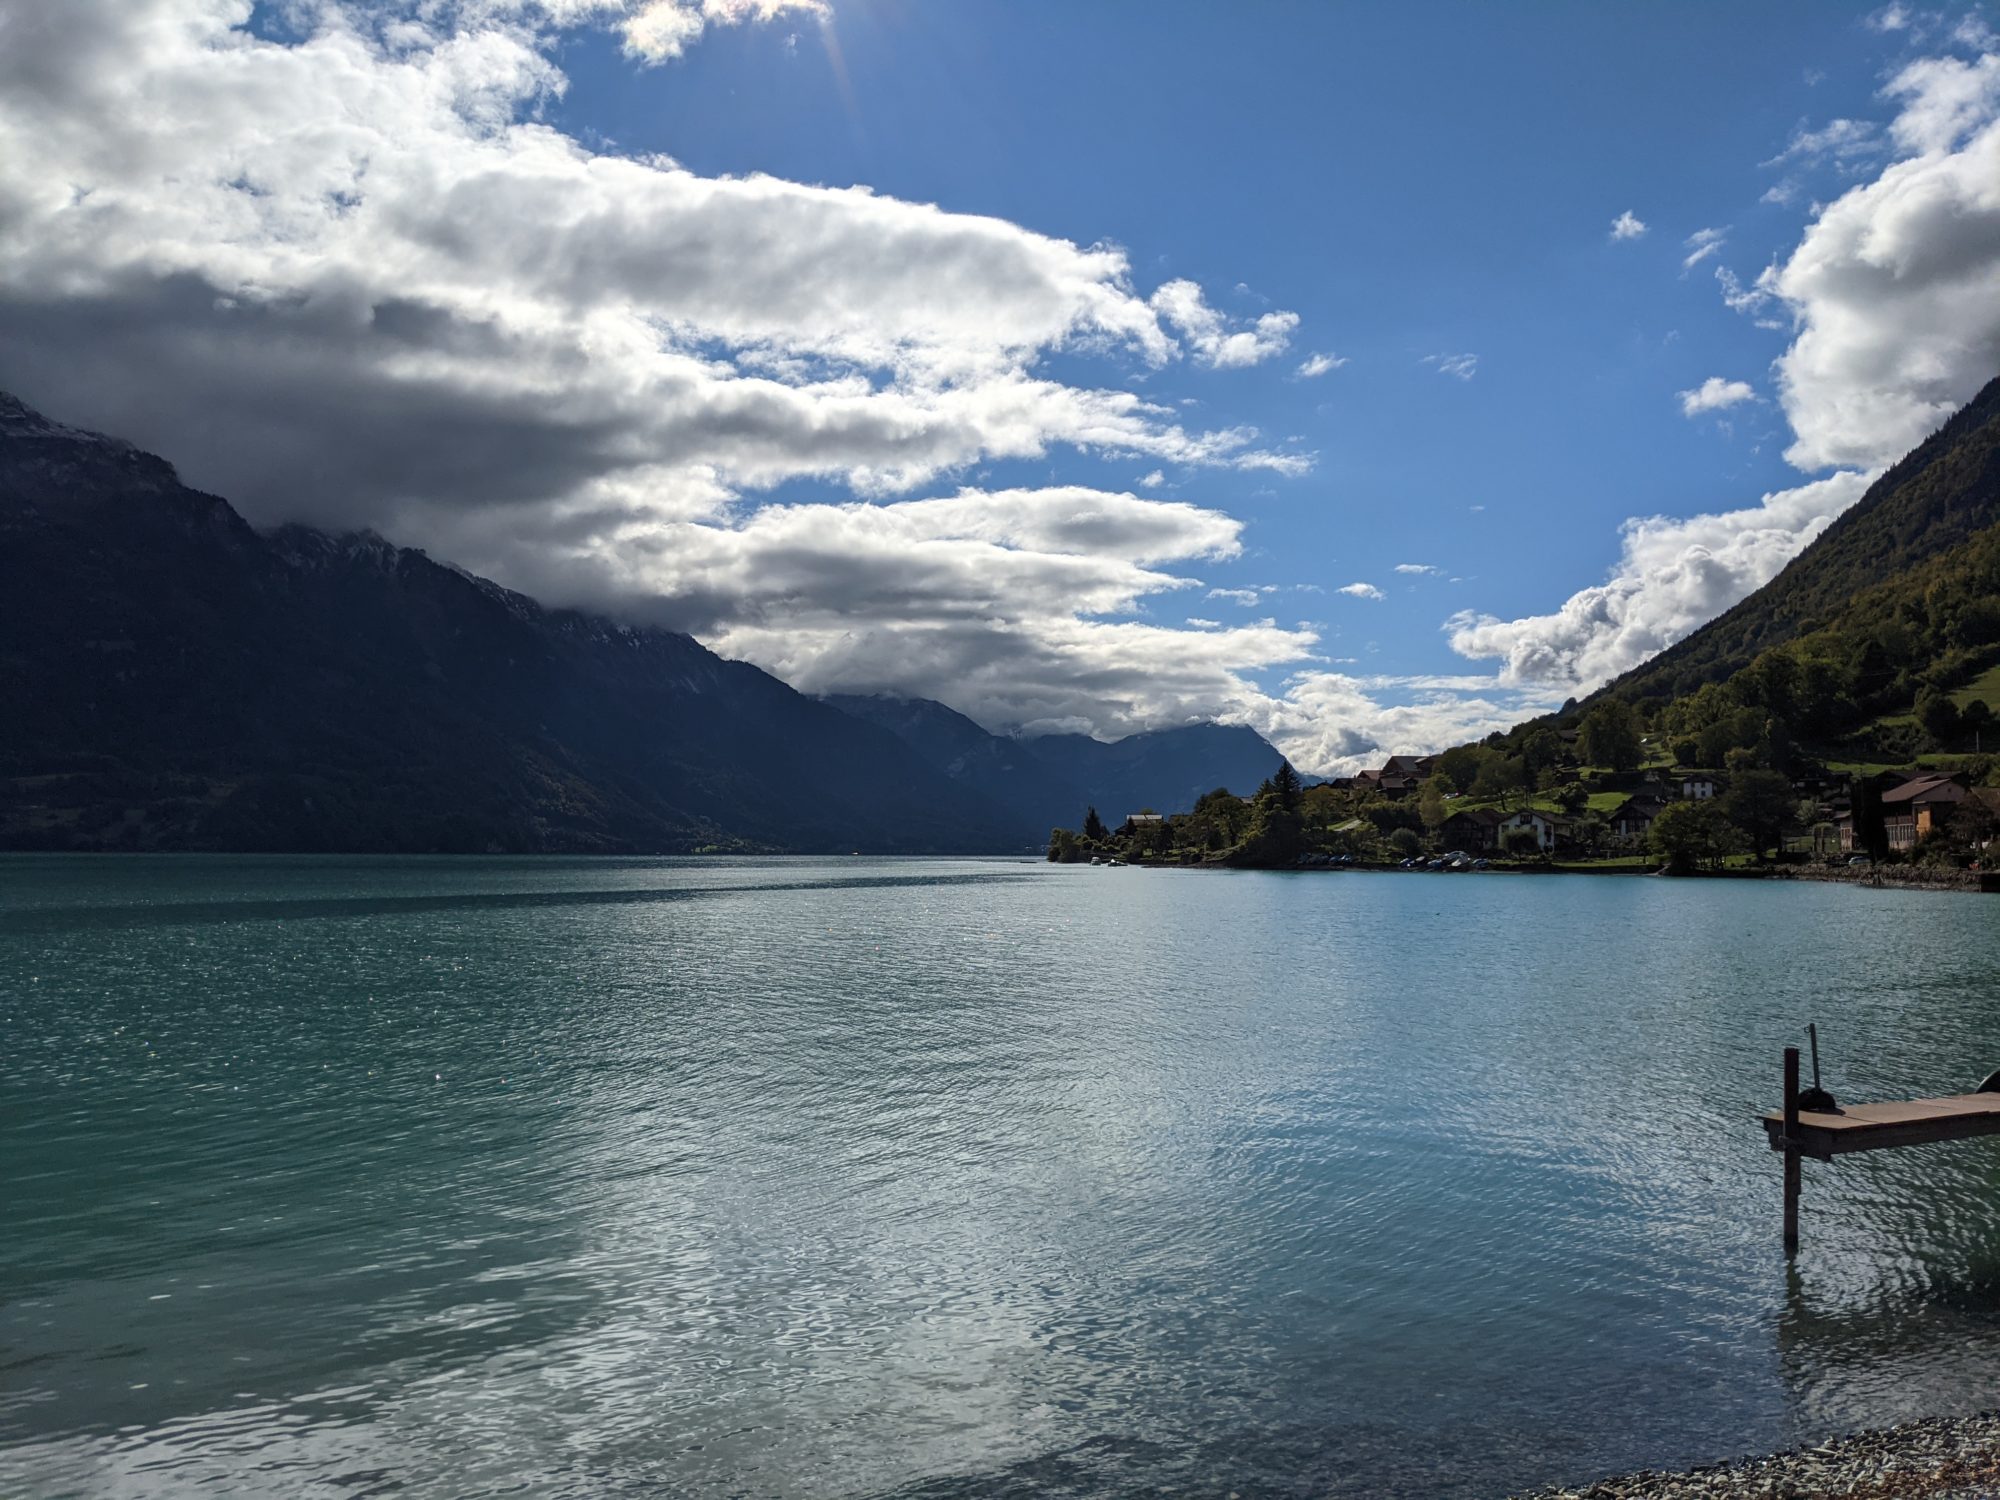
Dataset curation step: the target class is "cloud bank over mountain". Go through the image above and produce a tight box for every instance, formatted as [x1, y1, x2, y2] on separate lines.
[1, 3, 1995, 770]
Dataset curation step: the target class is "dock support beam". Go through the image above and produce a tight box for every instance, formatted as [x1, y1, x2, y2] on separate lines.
[1783, 1045, 1801, 1256]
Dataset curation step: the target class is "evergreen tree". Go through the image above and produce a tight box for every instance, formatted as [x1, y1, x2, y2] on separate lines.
[1270, 759, 1302, 811]
[1082, 806, 1108, 842]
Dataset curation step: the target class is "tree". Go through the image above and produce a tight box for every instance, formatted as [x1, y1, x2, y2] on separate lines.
[1671, 737, 1699, 767]
[1388, 827, 1422, 859]
[1723, 768, 1796, 859]
[1917, 690, 1963, 747]
[1578, 700, 1642, 772]
[1571, 810, 1609, 857]
[1500, 825, 1542, 859]
[1648, 800, 1735, 873]
[1082, 806, 1108, 842]
[1233, 765, 1304, 865]
[1471, 755, 1528, 808]
[1521, 728, 1565, 780]
[1554, 780, 1588, 816]
[1417, 777, 1449, 831]
[1269, 759, 1303, 812]
[1435, 744, 1483, 793]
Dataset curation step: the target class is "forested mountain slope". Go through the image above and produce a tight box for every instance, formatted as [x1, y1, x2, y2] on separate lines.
[1603, 371, 2000, 709]
[0, 392, 1023, 853]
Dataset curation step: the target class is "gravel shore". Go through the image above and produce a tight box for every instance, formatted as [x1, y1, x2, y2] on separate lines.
[1511, 1413, 2000, 1499]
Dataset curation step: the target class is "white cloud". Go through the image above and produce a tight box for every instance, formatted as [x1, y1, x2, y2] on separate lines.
[1393, 563, 1441, 575]
[1609, 210, 1648, 240]
[1682, 226, 1729, 270]
[1185, 616, 1220, 629]
[1770, 52, 2000, 470]
[1205, 588, 1262, 606]
[1250, 672, 1563, 776]
[1137, 469, 1165, 488]
[1678, 377, 1758, 416]
[1150, 279, 1301, 369]
[1867, 2, 1912, 31]
[1958, 16, 2000, 51]
[1337, 582, 1385, 600]
[1763, 117, 1883, 170]
[618, 0, 826, 61]
[1714, 265, 1776, 318]
[1295, 351, 1347, 378]
[1447, 470, 1874, 691]
[1423, 352, 1479, 380]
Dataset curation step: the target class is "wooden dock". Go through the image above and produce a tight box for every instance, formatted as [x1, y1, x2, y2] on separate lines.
[1760, 1044, 2000, 1253]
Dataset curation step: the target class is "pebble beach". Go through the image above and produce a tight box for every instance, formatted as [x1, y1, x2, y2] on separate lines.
[1514, 1414, 2000, 1500]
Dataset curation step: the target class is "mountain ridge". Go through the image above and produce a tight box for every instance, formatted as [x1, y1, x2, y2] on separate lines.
[0, 390, 1291, 854]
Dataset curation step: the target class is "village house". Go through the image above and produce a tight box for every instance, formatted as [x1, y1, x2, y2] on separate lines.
[1496, 807, 1568, 853]
[1879, 772, 1970, 851]
[1679, 775, 1719, 801]
[1438, 806, 1504, 851]
[1607, 794, 1666, 847]
[1354, 753, 1436, 800]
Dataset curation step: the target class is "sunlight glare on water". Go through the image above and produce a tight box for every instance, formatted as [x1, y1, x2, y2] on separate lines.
[5, 855, 2000, 1498]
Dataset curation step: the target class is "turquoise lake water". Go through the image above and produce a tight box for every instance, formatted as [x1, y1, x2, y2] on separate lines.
[5, 855, 2000, 1498]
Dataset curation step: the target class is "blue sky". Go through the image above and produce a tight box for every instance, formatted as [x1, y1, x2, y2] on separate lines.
[5, 0, 1998, 766]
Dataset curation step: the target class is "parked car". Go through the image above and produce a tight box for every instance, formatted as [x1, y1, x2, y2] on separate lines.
[1847, 855, 1873, 867]
[1471, 858, 1492, 870]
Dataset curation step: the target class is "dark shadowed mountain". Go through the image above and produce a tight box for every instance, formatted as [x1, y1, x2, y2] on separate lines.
[0, 392, 1025, 854]
[825, 694, 1289, 837]
[1600, 371, 2000, 708]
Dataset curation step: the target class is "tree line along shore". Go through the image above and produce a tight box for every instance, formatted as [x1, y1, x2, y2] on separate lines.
[1046, 697, 2000, 878]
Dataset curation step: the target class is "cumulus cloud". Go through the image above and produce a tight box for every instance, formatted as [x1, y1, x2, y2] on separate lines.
[1394, 563, 1441, 575]
[1446, 42, 2000, 699]
[1295, 351, 1348, 378]
[1447, 470, 1873, 689]
[1609, 210, 1648, 240]
[1423, 352, 1479, 380]
[1678, 377, 1758, 416]
[1248, 672, 1563, 776]
[1682, 226, 1729, 270]
[1150, 279, 1301, 369]
[1337, 582, 1385, 600]
[1769, 52, 2000, 470]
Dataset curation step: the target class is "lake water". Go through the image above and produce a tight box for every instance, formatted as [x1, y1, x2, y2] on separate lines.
[5, 856, 2000, 1498]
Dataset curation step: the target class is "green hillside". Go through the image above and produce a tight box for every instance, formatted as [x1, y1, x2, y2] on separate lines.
[1602, 371, 2000, 709]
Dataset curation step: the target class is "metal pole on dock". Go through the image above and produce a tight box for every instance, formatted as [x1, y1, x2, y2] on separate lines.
[1783, 1046, 1801, 1255]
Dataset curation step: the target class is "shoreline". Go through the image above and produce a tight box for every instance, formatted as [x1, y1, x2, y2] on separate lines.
[1127, 857, 2000, 894]
[1510, 1412, 2000, 1499]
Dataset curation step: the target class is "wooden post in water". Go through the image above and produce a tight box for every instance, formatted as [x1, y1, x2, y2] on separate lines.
[1782, 1046, 1801, 1255]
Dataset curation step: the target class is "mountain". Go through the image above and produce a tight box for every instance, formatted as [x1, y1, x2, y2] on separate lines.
[821, 694, 1072, 838]
[1021, 722, 1291, 822]
[1602, 371, 2000, 708]
[825, 694, 1289, 837]
[0, 391, 1025, 854]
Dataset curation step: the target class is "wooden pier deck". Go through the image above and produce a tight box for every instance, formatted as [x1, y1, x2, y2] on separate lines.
[1761, 1093, 2000, 1159]
[1760, 1043, 2000, 1253]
